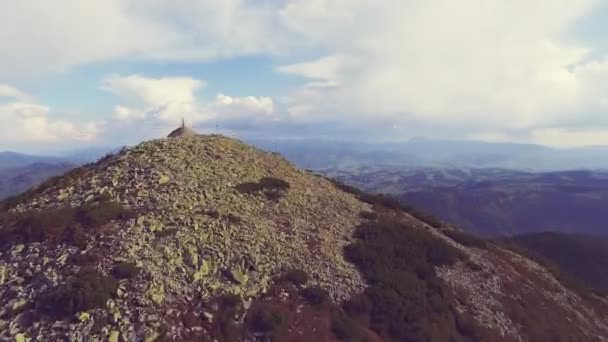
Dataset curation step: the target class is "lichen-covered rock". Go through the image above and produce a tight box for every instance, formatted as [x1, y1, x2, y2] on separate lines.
[0, 135, 370, 341]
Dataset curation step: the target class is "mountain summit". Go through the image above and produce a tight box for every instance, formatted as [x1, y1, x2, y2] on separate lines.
[1, 135, 608, 341]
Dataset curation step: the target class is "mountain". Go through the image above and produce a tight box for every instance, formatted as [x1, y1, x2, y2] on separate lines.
[247, 137, 608, 171]
[499, 232, 608, 295]
[0, 162, 76, 200]
[1, 135, 608, 341]
[327, 167, 608, 236]
[0, 152, 68, 170]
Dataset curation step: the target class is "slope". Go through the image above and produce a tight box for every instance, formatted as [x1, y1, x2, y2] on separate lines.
[1, 135, 608, 341]
[500, 232, 608, 294]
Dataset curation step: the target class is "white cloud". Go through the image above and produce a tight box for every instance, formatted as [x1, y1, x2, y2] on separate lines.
[101, 75, 276, 129]
[0, 84, 31, 101]
[0, 1, 288, 81]
[3, 1, 608, 146]
[277, 0, 608, 142]
[0, 102, 100, 145]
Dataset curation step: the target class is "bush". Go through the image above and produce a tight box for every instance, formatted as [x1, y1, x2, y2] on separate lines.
[249, 306, 285, 333]
[283, 268, 309, 286]
[235, 177, 290, 201]
[343, 294, 372, 317]
[77, 200, 134, 228]
[343, 220, 463, 341]
[443, 229, 488, 248]
[155, 228, 178, 238]
[331, 313, 363, 341]
[111, 262, 140, 279]
[329, 179, 444, 227]
[300, 286, 329, 305]
[40, 268, 117, 318]
[359, 211, 377, 220]
[1, 166, 92, 210]
[1, 197, 133, 249]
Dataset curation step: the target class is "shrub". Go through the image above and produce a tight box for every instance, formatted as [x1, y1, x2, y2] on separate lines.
[329, 179, 445, 227]
[155, 228, 179, 238]
[343, 294, 372, 317]
[77, 200, 134, 228]
[235, 177, 290, 201]
[300, 286, 329, 305]
[283, 268, 309, 286]
[211, 294, 244, 341]
[111, 262, 140, 279]
[343, 220, 463, 341]
[443, 229, 488, 248]
[1, 197, 133, 250]
[331, 313, 363, 341]
[249, 306, 285, 333]
[1, 166, 92, 210]
[359, 211, 377, 220]
[40, 268, 117, 318]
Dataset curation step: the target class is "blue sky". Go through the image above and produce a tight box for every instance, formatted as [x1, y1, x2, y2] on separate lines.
[2, 1, 608, 152]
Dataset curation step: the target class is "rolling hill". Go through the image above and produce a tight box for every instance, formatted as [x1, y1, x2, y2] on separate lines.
[328, 167, 608, 236]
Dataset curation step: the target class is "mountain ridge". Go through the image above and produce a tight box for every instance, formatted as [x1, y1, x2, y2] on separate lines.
[1, 135, 608, 341]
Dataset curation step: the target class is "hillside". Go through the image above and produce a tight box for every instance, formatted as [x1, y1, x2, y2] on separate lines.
[327, 167, 608, 236]
[0, 163, 75, 200]
[500, 232, 608, 294]
[1, 135, 608, 341]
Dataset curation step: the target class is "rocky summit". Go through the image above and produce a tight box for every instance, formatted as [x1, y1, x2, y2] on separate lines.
[1, 135, 608, 341]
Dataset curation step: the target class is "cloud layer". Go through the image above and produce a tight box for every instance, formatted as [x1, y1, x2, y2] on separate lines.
[0, 86, 100, 148]
[2, 1, 608, 147]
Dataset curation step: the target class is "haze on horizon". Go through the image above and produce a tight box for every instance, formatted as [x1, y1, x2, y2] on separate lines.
[2, 1, 608, 152]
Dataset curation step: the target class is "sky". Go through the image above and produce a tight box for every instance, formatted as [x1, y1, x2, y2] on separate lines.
[2, 1, 608, 152]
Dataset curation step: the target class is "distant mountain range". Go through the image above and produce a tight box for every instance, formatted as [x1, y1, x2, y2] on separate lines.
[500, 232, 608, 295]
[248, 137, 608, 171]
[0, 162, 75, 200]
[326, 166, 608, 237]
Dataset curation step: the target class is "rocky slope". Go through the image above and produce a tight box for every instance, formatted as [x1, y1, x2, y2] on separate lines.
[0, 134, 607, 341]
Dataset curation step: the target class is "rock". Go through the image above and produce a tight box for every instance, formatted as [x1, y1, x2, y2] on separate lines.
[108, 330, 120, 342]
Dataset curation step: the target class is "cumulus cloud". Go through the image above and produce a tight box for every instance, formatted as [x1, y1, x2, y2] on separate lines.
[0, 85, 101, 148]
[0, 84, 31, 101]
[3, 1, 608, 146]
[0, 1, 288, 81]
[0, 102, 100, 145]
[100, 75, 276, 131]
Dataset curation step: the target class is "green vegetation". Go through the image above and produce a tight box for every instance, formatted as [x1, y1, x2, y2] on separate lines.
[210, 294, 244, 342]
[359, 210, 377, 220]
[330, 179, 444, 227]
[1, 166, 92, 210]
[154, 228, 178, 238]
[282, 268, 309, 286]
[300, 286, 329, 305]
[39, 268, 118, 318]
[331, 313, 365, 341]
[499, 232, 608, 296]
[236, 177, 291, 200]
[111, 262, 140, 279]
[248, 306, 285, 335]
[442, 229, 488, 248]
[0, 196, 133, 250]
[343, 219, 468, 341]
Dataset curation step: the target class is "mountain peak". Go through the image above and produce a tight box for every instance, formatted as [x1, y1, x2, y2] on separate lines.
[0, 135, 369, 340]
[1, 135, 608, 341]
